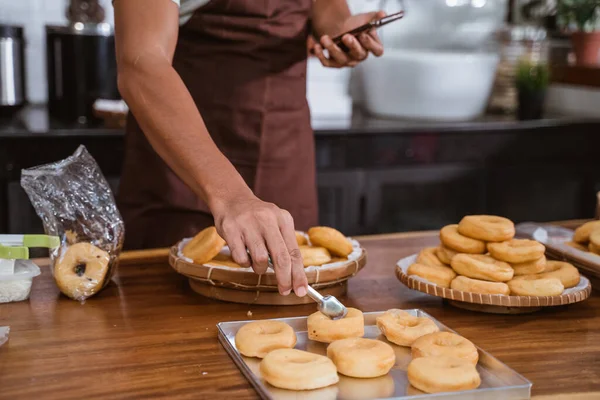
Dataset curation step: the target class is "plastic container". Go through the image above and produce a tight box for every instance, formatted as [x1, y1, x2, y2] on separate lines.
[0, 260, 41, 303]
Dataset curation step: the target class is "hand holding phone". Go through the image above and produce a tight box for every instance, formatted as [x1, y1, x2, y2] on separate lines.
[332, 11, 404, 53]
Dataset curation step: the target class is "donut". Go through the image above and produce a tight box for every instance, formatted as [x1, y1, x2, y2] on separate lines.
[450, 276, 510, 295]
[326, 338, 396, 378]
[296, 231, 308, 246]
[205, 254, 242, 268]
[416, 247, 447, 267]
[458, 215, 515, 242]
[436, 246, 458, 265]
[487, 239, 545, 263]
[307, 308, 364, 343]
[590, 230, 600, 253]
[182, 226, 226, 264]
[451, 254, 514, 282]
[511, 255, 546, 276]
[537, 260, 580, 288]
[299, 246, 332, 267]
[411, 332, 479, 365]
[573, 220, 600, 244]
[565, 241, 589, 252]
[308, 227, 353, 257]
[407, 263, 457, 288]
[407, 356, 481, 394]
[54, 242, 110, 300]
[260, 349, 339, 390]
[507, 276, 564, 296]
[376, 309, 439, 346]
[338, 375, 395, 400]
[440, 224, 486, 254]
[235, 320, 297, 358]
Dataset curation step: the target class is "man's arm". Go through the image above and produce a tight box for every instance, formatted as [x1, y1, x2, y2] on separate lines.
[113, 0, 307, 297]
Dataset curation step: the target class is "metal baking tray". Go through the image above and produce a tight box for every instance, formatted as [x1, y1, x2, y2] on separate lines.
[217, 310, 532, 399]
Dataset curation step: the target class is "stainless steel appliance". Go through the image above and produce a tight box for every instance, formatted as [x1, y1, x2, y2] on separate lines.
[46, 23, 119, 124]
[0, 25, 26, 115]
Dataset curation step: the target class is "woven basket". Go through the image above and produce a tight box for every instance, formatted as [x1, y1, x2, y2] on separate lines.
[169, 242, 367, 305]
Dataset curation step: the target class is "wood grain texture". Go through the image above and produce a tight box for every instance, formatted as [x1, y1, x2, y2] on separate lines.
[1, 232, 600, 399]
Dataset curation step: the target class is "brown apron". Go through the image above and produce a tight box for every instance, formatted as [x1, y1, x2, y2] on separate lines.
[117, 0, 318, 250]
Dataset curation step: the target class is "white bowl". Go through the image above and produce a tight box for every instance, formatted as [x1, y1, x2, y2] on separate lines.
[359, 49, 500, 121]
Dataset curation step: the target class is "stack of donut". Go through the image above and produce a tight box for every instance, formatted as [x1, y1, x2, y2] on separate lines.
[375, 309, 481, 394]
[182, 226, 355, 268]
[568, 220, 600, 256]
[407, 215, 581, 297]
[234, 308, 397, 392]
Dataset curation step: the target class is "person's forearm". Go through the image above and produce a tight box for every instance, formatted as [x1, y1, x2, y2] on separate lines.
[311, 0, 351, 37]
[118, 57, 252, 210]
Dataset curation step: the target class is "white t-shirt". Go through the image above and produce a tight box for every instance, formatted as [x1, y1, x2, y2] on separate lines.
[171, 0, 210, 24]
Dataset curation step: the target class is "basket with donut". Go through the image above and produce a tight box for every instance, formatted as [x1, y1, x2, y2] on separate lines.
[218, 308, 531, 398]
[515, 220, 600, 290]
[169, 226, 367, 305]
[396, 215, 592, 314]
[21, 146, 125, 302]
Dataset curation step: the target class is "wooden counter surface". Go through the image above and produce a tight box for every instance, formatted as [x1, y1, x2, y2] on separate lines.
[1, 231, 599, 399]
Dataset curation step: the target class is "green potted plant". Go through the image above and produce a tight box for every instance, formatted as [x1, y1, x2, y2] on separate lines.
[515, 59, 550, 120]
[557, 0, 600, 65]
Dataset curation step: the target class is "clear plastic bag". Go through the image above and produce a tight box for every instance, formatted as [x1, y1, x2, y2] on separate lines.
[21, 145, 125, 301]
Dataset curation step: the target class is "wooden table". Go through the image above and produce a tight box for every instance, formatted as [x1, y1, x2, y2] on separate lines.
[1, 231, 599, 399]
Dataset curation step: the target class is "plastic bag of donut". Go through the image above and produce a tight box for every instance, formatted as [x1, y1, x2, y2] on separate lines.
[21, 146, 125, 302]
[407, 215, 581, 296]
[182, 225, 355, 268]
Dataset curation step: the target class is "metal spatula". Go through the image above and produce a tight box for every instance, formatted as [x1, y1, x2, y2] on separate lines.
[248, 250, 349, 320]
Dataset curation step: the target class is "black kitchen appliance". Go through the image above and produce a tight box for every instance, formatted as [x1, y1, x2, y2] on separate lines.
[46, 23, 119, 125]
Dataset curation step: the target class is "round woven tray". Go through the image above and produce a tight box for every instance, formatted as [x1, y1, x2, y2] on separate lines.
[169, 242, 367, 305]
[396, 254, 592, 314]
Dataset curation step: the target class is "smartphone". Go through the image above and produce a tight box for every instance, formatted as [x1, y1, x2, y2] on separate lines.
[332, 11, 405, 53]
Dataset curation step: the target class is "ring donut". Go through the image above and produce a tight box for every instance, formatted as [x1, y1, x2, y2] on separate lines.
[573, 220, 600, 244]
[307, 308, 364, 343]
[411, 332, 479, 365]
[407, 356, 481, 394]
[299, 246, 332, 267]
[436, 246, 458, 265]
[537, 260, 580, 288]
[458, 215, 515, 242]
[205, 254, 243, 268]
[260, 349, 339, 390]
[235, 320, 297, 358]
[376, 309, 439, 346]
[407, 263, 457, 288]
[450, 254, 514, 282]
[327, 338, 396, 378]
[182, 226, 226, 264]
[487, 239, 545, 263]
[416, 247, 447, 267]
[508, 276, 564, 296]
[450, 275, 510, 295]
[308, 227, 353, 257]
[589, 231, 600, 255]
[511, 256, 546, 276]
[296, 232, 308, 246]
[440, 225, 486, 254]
[54, 242, 110, 300]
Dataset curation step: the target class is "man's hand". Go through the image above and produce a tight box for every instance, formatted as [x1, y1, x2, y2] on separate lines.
[312, 11, 386, 69]
[212, 193, 308, 297]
